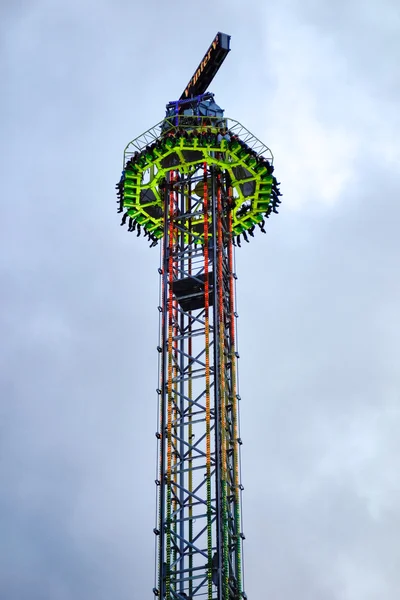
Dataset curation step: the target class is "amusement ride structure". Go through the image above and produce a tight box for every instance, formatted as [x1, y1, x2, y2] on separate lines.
[116, 33, 281, 600]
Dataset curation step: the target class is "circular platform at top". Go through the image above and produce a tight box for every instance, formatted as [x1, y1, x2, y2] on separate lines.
[117, 117, 281, 244]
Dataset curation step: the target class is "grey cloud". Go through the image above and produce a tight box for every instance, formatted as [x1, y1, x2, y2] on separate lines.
[1, 0, 399, 598]
[237, 162, 400, 597]
[283, 0, 400, 101]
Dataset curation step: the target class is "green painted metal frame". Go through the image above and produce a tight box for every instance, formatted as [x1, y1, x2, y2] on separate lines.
[121, 117, 275, 243]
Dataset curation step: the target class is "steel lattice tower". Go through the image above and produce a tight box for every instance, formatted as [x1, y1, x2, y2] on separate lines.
[116, 33, 281, 600]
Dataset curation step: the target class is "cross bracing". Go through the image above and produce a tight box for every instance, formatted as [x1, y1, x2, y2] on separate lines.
[154, 163, 245, 600]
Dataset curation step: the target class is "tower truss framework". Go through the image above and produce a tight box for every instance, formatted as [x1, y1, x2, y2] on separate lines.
[155, 161, 244, 600]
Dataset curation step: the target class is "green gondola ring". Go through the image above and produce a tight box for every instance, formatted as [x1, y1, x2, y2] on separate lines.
[116, 120, 282, 246]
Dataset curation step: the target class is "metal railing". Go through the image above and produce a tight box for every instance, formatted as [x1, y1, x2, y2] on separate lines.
[123, 116, 274, 163]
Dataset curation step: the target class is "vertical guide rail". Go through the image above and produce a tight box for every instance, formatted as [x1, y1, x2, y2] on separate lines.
[179, 182, 186, 595]
[211, 166, 223, 599]
[187, 184, 194, 600]
[216, 174, 229, 600]
[157, 178, 170, 599]
[168, 178, 179, 581]
[227, 205, 243, 596]
[172, 265, 179, 578]
[165, 171, 176, 600]
[203, 162, 213, 600]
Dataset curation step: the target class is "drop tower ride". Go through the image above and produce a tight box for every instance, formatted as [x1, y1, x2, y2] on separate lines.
[116, 33, 281, 600]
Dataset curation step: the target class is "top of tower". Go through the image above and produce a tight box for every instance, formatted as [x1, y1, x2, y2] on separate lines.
[180, 32, 231, 100]
[115, 32, 282, 248]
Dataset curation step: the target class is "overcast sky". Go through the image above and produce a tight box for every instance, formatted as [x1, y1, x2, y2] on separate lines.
[1, 0, 400, 598]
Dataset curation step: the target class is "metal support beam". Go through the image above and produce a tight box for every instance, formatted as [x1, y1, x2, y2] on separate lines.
[155, 162, 244, 600]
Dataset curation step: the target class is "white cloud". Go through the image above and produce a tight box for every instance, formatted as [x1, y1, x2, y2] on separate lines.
[260, 11, 361, 208]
